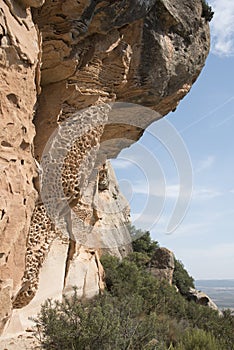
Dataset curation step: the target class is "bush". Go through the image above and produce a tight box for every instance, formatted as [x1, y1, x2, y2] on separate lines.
[172, 328, 226, 350]
[34, 232, 234, 350]
[128, 225, 159, 256]
[34, 293, 121, 350]
[201, 0, 214, 22]
[34, 289, 168, 350]
[127, 251, 151, 267]
[172, 259, 194, 295]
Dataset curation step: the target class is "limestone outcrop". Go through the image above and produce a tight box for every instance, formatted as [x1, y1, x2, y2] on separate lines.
[148, 247, 175, 284]
[187, 288, 221, 314]
[0, 0, 210, 338]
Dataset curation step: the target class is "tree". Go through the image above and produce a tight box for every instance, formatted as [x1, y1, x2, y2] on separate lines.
[201, 0, 214, 22]
[172, 259, 194, 295]
[128, 225, 159, 256]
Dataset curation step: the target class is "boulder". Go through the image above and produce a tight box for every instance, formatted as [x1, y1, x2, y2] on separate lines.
[187, 288, 221, 313]
[148, 247, 175, 284]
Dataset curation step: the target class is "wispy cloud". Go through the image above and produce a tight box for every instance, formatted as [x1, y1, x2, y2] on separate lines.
[131, 180, 220, 200]
[165, 222, 210, 238]
[213, 113, 234, 128]
[131, 212, 161, 227]
[131, 182, 186, 199]
[193, 187, 222, 199]
[195, 155, 215, 173]
[186, 243, 234, 259]
[110, 159, 132, 169]
[210, 0, 234, 56]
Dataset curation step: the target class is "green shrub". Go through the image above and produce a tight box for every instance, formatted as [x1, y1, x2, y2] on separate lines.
[201, 0, 214, 22]
[34, 289, 169, 350]
[34, 234, 234, 350]
[172, 328, 226, 350]
[127, 251, 151, 267]
[128, 225, 159, 256]
[172, 259, 194, 295]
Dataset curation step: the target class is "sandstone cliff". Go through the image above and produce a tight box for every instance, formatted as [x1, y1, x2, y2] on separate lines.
[0, 0, 210, 337]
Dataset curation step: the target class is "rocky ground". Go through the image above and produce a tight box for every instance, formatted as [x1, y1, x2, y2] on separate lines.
[0, 331, 40, 350]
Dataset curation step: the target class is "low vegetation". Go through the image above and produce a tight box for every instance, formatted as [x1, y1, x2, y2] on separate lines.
[33, 226, 234, 349]
[201, 0, 214, 22]
[172, 259, 194, 296]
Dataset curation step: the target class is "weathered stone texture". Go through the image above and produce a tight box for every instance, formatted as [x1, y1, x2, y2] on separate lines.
[0, 0, 210, 339]
[33, 0, 210, 159]
[187, 288, 221, 314]
[148, 247, 175, 284]
[0, 0, 39, 331]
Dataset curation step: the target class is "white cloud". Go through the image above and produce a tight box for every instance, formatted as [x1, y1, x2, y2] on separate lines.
[164, 222, 210, 238]
[110, 159, 132, 169]
[131, 181, 186, 198]
[131, 180, 220, 201]
[210, 0, 234, 56]
[131, 212, 161, 227]
[195, 155, 215, 173]
[193, 187, 222, 199]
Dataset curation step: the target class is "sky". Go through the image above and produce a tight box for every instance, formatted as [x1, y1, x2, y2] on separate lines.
[111, 0, 234, 280]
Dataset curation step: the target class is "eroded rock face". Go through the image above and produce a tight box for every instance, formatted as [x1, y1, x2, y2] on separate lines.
[0, 0, 39, 331]
[0, 280, 12, 332]
[148, 247, 175, 284]
[187, 288, 221, 313]
[71, 161, 132, 257]
[0, 0, 210, 337]
[4, 161, 129, 335]
[33, 0, 210, 159]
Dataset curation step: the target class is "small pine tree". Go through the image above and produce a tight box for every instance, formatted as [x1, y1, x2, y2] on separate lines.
[129, 225, 159, 256]
[172, 259, 194, 295]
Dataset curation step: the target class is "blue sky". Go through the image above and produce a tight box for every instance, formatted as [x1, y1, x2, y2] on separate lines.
[111, 0, 234, 280]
